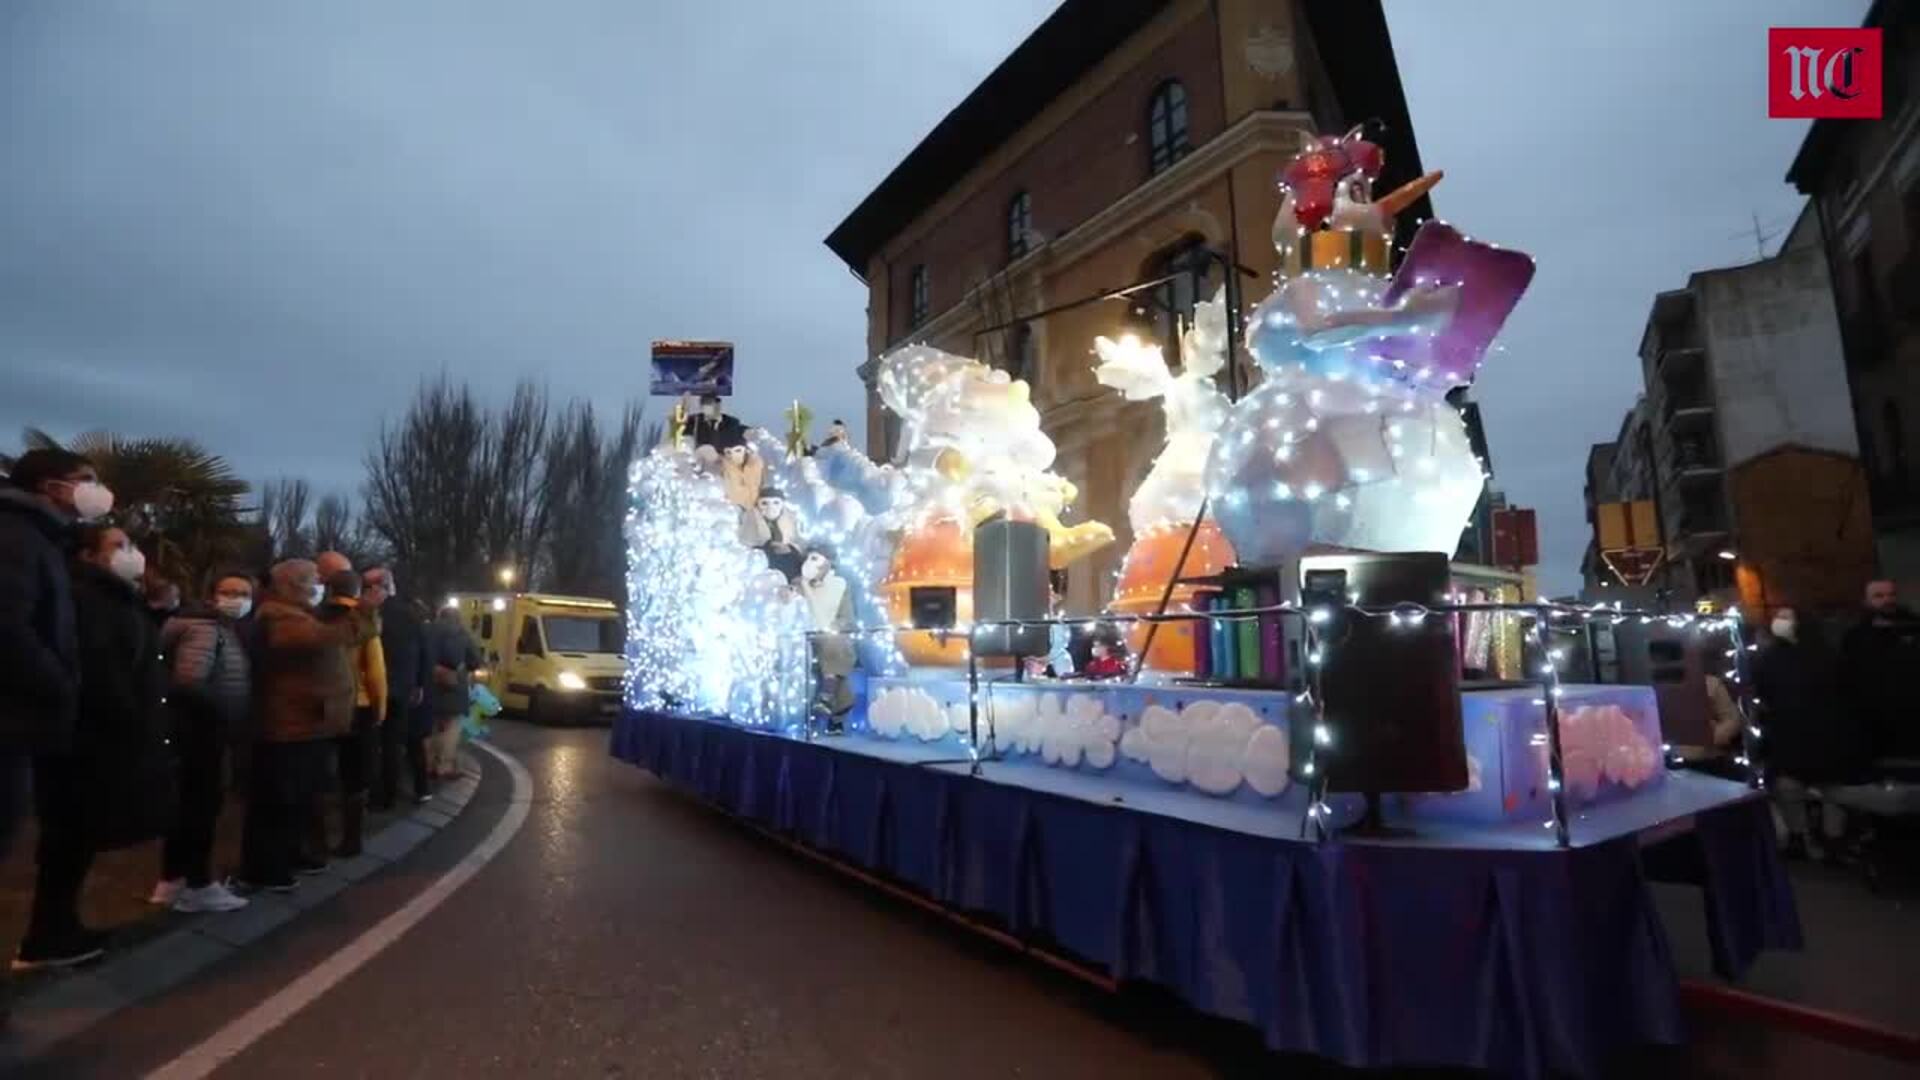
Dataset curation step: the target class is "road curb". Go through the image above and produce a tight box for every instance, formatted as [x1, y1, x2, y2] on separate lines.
[0, 751, 489, 1066]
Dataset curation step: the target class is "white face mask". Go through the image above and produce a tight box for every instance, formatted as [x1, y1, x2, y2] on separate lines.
[1771, 618, 1796, 641]
[61, 480, 115, 522]
[309, 583, 327, 607]
[108, 546, 146, 584]
[216, 596, 252, 620]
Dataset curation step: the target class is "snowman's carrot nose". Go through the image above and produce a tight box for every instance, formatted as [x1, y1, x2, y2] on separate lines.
[1376, 170, 1443, 218]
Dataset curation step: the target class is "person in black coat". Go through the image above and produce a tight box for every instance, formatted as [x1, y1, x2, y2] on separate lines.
[18, 524, 172, 970]
[1754, 607, 1866, 859]
[0, 449, 102, 1009]
[1838, 579, 1920, 762]
[689, 394, 746, 459]
[363, 567, 431, 809]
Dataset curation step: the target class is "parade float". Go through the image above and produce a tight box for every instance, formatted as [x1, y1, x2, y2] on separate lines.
[612, 129, 1797, 1078]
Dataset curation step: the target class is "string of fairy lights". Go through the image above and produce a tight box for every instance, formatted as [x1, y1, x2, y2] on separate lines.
[773, 597, 1758, 849]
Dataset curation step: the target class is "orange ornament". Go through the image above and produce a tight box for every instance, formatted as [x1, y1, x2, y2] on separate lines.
[880, 515, 975, 667]
[1108, 518, 1235, 674]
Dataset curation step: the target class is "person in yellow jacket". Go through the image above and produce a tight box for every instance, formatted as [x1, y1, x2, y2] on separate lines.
[309, 559, 387, 860]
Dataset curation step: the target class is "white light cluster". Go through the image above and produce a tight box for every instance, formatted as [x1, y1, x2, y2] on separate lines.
[1092, 288, 1233, 533]
[873, 343, 1112, 565]
[745, 429, 905, 677]
[624, 448, 811, 729]
[1207, 260, 1487, 566]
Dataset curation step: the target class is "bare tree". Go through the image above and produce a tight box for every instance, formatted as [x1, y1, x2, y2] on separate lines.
[541, 402, 649, 601]
[257, 477, 313, 559]
[362, 375, 494, 603]
[479, 381, 552, 583]
[361, 376, 646, 604]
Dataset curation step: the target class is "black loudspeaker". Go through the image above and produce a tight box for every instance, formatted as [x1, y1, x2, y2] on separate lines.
[972, 518, 1050, 658]
[1298, 552, 1467, 794]
[1612, 621, 1711, 747]
[909, 586, 957, 630]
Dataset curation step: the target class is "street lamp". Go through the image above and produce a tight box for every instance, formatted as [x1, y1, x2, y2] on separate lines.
[1717, 549, 1737, 562]
[498, 566, 517, 587]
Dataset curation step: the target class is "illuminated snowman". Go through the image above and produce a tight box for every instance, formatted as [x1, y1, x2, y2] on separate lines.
[1205, 128, 1533, 566]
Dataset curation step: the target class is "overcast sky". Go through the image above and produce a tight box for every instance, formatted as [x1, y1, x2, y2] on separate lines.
[1, 0, 1869, 591]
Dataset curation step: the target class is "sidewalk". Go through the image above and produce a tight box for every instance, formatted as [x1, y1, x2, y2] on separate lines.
[0, 753, 483, 1063]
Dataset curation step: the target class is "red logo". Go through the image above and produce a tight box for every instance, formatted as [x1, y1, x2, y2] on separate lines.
[1770, 28, 1882, 119]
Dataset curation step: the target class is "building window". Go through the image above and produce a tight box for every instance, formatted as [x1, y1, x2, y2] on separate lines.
[1007, 191, 1032, 261]
[1010, 322, 1037, 384]
[1133, 235, 1214, 357]
[1148, 80, 1191, 175]
[907, 264, 929, 330]
[881, 412, 904, 463]
[1885, 399, 1907, 477]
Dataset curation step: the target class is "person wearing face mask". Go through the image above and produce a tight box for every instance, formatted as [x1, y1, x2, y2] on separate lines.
[240, 559, 375, 892]
[0, 451, 104, 1010]
[1755, 607, 1865, 860]
[15, 524, 173, 971]
[148, 571, 257, 914]
[309, 568, 386, 859]
[363, 566, 431, 810]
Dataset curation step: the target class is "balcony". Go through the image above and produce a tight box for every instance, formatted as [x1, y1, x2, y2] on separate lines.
[1674, 498, 1729, 537]
[1665, 438, 1722, 482]
[1656, 344, 1707, 379]
[1660, 393, 1715, 432]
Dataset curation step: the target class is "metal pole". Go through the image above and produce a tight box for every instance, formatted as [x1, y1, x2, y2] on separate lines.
[1298, 613, 1330, 842]
[1726, 615, 1763, 790]
[1128, 498, 1209, 684]
[967, 644, 982, 776]
[1535, 605, 1573, 849]
[1129, 243, 1245, 683]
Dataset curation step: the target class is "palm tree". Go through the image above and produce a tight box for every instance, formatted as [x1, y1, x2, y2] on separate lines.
[5, 427, 256, 587]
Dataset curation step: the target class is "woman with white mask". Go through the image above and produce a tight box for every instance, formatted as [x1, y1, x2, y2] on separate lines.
[149, 572, 257, 913]
[16, 526, 172, 970]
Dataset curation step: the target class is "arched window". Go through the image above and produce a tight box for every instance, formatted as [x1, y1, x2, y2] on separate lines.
[1132, 235, 1214, 360]
[1007, 191, 1032, 261]
[907, 264, 929, 330]
[1147, 80, 1191, 175]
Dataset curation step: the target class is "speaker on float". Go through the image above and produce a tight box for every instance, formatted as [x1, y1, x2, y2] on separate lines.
[1611, 620, 1711, 747]
[972, 518, 1050, 658]
[1297, 551, 1467, 796]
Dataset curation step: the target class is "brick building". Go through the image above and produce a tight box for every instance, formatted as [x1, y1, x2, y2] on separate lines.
[824, 0, 1434, 610]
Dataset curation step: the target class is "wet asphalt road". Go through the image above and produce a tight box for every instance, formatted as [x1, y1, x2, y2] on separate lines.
[12, 722, 1914, 1079]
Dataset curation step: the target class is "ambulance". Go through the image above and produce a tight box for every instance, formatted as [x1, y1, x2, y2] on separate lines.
[451, 593, 625, 724]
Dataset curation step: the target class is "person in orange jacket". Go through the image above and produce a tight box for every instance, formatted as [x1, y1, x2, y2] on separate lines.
[310, 557, 386, 860]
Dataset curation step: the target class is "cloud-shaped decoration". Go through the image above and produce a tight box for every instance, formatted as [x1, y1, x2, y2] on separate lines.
[1243, 724, 1292, 797]
[992, 693, 1119, 769]
[992, 693, 1040, 754]
[1121, 700, 1290, 798]
[1186, 701, 1261, 796]
[1464, 753, 1483, 793]
[868, 687, 953, 742]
